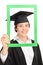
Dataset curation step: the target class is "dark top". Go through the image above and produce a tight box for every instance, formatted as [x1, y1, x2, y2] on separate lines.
[0, 39, 43, 65]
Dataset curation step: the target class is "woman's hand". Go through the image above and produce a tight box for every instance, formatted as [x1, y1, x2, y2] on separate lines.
[1, 34, 10, 55]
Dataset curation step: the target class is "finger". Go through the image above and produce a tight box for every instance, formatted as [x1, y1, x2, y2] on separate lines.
[1, 38, 10, 44]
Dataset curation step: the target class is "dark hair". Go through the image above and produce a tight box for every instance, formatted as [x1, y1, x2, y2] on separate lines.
[14, 21, 30, 32]
[15, 25, 17, 32]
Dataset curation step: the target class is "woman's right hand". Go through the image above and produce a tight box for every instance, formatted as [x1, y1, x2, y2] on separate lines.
[1, 34, 10, 55]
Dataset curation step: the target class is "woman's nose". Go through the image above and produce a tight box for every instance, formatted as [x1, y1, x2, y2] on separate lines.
[22, 26, 26, 30]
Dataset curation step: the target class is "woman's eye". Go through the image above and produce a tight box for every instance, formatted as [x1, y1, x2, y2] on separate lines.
[19, 25, 22, 27]
[25, 24, 29, 27]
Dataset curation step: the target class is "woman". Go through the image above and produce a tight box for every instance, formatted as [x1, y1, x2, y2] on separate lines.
[0, 11, 43, 65]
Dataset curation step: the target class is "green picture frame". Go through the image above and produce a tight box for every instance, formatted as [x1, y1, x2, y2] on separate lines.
[7, 5, 37, 47]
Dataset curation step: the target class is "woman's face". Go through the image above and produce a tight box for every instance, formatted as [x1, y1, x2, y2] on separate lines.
[16, 22, 30, 37]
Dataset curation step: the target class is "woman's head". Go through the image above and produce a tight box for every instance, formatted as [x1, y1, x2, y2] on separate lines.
[14, 21, 30, 37]
[10, 11, 33, 37]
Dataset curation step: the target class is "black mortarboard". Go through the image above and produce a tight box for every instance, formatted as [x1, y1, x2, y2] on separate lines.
[10, 11, 33, 25]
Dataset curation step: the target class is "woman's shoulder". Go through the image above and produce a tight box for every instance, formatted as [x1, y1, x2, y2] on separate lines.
[31, 39, 34, 43]
[10, 39, 18, 43]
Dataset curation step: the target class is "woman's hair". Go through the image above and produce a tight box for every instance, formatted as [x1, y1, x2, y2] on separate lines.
[15, 25, 17, 32]
[14, 21, 30, 32]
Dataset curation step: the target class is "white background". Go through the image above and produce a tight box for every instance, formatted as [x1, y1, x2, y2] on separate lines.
[0, 0, 43, 62]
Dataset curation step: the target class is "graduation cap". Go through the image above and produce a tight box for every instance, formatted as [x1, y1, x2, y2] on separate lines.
[10, 11, 33, 25]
